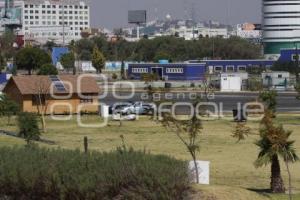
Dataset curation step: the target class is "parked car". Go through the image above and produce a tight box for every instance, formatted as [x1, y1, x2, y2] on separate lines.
[109, 102, 156, 115]
[132, 102, 155, 115]
[109, 102, 134, 115]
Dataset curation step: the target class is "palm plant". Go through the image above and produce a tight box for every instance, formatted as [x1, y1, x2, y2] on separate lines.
[255, 111, 299, 193]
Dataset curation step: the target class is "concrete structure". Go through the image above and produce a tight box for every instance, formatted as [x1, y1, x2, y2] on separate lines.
[263, 0, 300, 59]
[262, 71, 290, 89]
[169, 26, 228, 40]
[236, 23, 262, 43]
[220, 74, 242, 92]
[75, 61, 95, 72]
[1, 0, 90, 44]
[194, 59, 274, 74]
[3, 75, 99, 114]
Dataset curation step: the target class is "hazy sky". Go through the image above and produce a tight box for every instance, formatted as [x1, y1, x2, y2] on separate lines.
[90, 0, 262, 29]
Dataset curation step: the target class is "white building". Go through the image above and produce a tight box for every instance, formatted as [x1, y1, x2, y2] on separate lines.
[168, 26, 228, 40]
[0, 0, 90, 45]
[236, 23, 261, 39]
[262, 71, 290, 89]
[263, 0, 300, 59]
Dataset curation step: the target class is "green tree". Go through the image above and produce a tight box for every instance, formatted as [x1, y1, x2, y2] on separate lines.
[0, 54, 4, 73]
[259, 91, 278, 117]
[153, 50, 172, 62]
[38, 63, 58, 75]
[17, 112, 40, 145]
[0, 95, 20, 125]
[43, 41, 56, 52]
[92, 46, 106, 73]
[0, 30, 17, 59]
[16, 47, 51, 75]
[60, 52, 75, 73]
[120, 61, 125, 80]
[255, 111, 299, 193]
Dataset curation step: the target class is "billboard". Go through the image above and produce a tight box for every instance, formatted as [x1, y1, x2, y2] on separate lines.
[128, 10, 146, 24]
[0, 7, 22, 25]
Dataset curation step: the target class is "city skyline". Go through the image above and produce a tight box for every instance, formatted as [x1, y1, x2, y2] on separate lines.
[90, 0, 262, 29]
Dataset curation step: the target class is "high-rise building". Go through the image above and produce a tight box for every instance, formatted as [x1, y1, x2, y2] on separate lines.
[263, 0, 300, 59]
[0, 0, 90, 45]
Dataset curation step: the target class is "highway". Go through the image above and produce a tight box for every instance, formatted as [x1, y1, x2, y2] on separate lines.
[100, 92, 300, 113]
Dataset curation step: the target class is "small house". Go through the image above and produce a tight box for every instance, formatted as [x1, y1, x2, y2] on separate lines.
[3, 75, 100, 114]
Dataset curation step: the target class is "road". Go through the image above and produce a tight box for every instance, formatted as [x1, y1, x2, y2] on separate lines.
[100, 92, 300, 113]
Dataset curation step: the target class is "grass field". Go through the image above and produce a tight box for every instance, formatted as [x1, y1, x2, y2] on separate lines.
[0, 114, 300, 200]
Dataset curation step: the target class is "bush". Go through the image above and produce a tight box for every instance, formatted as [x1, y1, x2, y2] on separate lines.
[0, 147, 190, 199]
[112, 73, 118, 80]
[17, 112, 40, 144]
[38, 63, 58, 75]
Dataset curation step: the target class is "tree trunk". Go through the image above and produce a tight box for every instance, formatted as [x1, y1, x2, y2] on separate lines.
[41, 113, 46, 133]
[190, 152, 199, 184]
[285, 160, 292, 200]
[271, 155, 285, 193]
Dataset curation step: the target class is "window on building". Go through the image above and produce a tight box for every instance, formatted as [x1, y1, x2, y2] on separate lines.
[35, 10, 39, 14]
[42, 5, 45, 8]
[237, 65, 246, 72]
[47, 5, 50, 8]
[226, 65, 235, 72]
[278, 74, 283, 78]
[132, 68, 148, 73]
[25, 5, 28, 8]
[166, 68, 184, 74]
[24, 10, 28, 13]
[214, 66, 223, 72]
[80, 97, 94, 104]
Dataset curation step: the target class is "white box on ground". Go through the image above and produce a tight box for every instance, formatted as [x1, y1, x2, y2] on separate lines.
[188, 160, 210, 185]
[221, 74, 241, 92]
[101, 105, 109, 118]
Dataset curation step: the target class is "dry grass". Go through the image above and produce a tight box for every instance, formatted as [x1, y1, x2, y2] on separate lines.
[0, 114, 300, 200]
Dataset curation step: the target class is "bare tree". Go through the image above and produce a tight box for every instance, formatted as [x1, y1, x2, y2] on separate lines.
[33, 77, 51, 133]
[160, 101, 202, 183]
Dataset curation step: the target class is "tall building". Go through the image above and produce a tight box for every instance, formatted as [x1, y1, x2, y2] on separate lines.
[0, 0, 90, 45]
[263, 0, 300, 59]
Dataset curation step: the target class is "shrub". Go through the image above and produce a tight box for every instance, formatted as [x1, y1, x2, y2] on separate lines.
[38, 63, 58, 75]
[0, 147, 190, 199]
[17, 112, 40, 144]
[112, 73, 118, 80]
